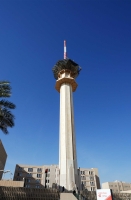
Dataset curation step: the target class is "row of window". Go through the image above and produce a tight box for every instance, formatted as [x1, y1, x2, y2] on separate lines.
[91, 187, 95, 191]
[18, 167, 51, 173]
[110, 184, 131, 188]
[81, 181, 95, 186]
[19, 178, 41, 183]
[81, 176, 94, 181]
[28, 168, 42, 173]
[17, 173, 42, 178]
[80, 171, 94, 175]
[25, 184, 40, 188]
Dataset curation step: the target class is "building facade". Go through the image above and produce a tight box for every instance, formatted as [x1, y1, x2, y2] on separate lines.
[0, 140, 7, 179]
[14, 164, 100, 191]
[102, 181, 131, 193]
[13, 164, 60, 189]
[80, 168, 100, 191]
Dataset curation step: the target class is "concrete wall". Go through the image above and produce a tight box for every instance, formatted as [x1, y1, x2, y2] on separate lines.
[0, 140, 7, 179]
[0, 180, 24, 187]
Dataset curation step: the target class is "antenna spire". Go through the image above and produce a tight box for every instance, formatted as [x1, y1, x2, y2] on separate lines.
[64, 40, 67, 59]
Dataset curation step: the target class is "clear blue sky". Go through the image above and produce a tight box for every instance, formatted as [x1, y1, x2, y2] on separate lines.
[0, 0, 131, 184]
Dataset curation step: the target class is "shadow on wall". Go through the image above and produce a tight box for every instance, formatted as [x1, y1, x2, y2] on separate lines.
[95, 175, 101, 189]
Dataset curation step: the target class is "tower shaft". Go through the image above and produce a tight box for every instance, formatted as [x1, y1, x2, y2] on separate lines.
[59, 81, 78, 190]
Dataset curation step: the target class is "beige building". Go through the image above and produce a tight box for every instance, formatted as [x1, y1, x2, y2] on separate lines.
[13, 164, 60, 189]
[0, 180, 24, 187]
[102, 181, 131, 193]
[80, 168, 100, 191]
[0, 140, 7, 179]
[14, 164, 100, 191]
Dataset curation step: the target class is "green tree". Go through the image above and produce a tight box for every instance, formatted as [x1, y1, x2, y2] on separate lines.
[0, 81, 16, 134]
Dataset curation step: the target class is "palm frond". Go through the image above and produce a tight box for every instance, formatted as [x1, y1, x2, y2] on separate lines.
[0, 100, 16, 109]
[0, 81, 15, 134]
[0, 108, 15, 135]
[0, 124, 8, 134]
[0, 81, 10, 85]
[0, 81, 11, 97]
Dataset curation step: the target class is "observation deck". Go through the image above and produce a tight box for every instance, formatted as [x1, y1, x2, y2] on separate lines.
[52, 58, 81, 80]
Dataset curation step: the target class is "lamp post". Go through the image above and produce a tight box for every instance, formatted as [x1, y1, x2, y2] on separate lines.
[0, 170, 10, 180]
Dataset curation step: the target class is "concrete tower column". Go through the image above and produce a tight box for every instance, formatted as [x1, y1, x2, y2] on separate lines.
[52, 59, 81, 191]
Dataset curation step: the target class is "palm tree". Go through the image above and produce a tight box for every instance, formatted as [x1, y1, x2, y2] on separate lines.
[0, 81, 16, 134]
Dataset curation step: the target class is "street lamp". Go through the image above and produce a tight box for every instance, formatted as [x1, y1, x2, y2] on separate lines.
[0, 170, 10, 180]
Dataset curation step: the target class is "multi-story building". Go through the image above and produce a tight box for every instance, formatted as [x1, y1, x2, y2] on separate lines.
[80, 168, 100, 191]
[13, 164, 60, 189]
[102, 181, 131, 193]
[14, 164, 100, 191]
[0, 140, 7, 179]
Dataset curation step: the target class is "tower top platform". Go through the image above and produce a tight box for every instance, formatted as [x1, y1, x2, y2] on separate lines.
[52, 58, 81, 80]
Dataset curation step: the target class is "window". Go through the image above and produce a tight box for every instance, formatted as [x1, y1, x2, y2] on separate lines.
[36, 179, 40, 183]
[25, 185, 30, 188]
[90, 182, 95, 186]
[27, 173, 32, 177]
[37, 168, 42, 173]
[18, 167, 23, 171]
[36, 185, 40, 188]
[48, 180, 49, 183]
[37, 174, 41, 178]
[25, 178, 30, 183]
[17, 173, 22, 176]
[109, 185, 113, 187]
[90, 176, 94, 181]
[83, 176, 86, 180]
[91, 171, 94, 175]
[28, 168, 33, 172]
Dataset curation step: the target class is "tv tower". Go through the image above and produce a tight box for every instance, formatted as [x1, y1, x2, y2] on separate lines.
[52, 41, 81, 191]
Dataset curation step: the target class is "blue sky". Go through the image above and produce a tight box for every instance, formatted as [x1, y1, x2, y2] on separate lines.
[0, 0, 131, 184]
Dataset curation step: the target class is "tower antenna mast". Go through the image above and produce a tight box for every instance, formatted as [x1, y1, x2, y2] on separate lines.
[64, 40, 67, 59]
